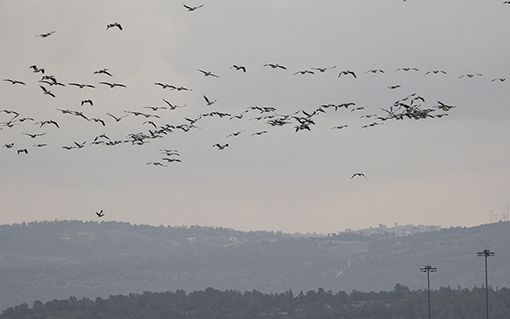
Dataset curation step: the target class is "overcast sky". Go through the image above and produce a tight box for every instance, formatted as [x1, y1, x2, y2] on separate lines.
[1, 0, 509, 234]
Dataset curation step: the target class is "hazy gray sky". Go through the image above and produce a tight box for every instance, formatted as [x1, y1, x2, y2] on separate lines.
[1, 0, 509, 233]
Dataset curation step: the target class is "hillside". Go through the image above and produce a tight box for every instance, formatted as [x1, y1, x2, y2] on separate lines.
[0, 220, 508, 311]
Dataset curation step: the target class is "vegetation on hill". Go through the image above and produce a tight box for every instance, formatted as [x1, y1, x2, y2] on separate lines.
[2, 285, 510, 319]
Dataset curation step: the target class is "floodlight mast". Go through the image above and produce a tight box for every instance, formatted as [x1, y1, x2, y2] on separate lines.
[420, 265, 437, 319]
[477, 249, 495, 319]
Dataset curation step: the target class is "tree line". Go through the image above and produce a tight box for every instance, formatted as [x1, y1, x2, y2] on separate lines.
[2, 285, 510, 319]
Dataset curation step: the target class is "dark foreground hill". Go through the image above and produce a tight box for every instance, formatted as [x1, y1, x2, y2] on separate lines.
[0, 220, 509, 311]
[2, 286, 510, 319]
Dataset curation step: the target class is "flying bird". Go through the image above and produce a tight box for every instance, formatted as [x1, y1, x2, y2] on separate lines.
[183, 4, 204, 11]
[351, 173, 367, 179]
[264, 63, 287, 70]
[458, 73, 482, 79]
[37, 31, 55, 38]
[338, 70, 357, 78]
[424, 70, 447, 75]
[293, 70, 314, 75]
[213, 143, 229, 150]
[22, 132, 46, 138]
[106, 22, 122, 30]
[395, 67, 419, 72]
[94, 69, 112, 76]
[231, 65, 247, 72]
[29, 65, 44, 73]
[69, 83, 95, 89]
[365, 69, 385, 74]
[203, 95, 217, 106]
[96, 210, 105, 217]
[197, 69, 219, 77]
[37, 120, 59, 128]
[162, 98, 186, 110]
[99, 81, 126, 88]
[107, 113, 129, 122]
[3, 79, 25, 85]
[81, 99, 93, 106]
[39, 85, 55, 97]
[311, 66, 336, 72]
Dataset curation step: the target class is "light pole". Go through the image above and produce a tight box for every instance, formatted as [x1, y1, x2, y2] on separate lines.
[420, 265, 437, 319]
[477, 249, 495, 319]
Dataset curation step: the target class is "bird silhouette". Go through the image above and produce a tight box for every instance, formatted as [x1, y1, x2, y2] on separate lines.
[231, 65, 247, 72]
[183, 4, 204, 11]
[106, 22, 122, 30]
[203, 95, 217, 106]
[37, 31, 55, 38]
[39, 85, 55, 97]
[351, 173, 367, 179]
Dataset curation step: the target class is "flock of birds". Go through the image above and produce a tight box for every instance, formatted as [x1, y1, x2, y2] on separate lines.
[2, 2, 508, 222]
[2, 5, 508, 177]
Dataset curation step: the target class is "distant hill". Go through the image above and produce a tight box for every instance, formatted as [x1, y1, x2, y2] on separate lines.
[0, 220, 508, 311]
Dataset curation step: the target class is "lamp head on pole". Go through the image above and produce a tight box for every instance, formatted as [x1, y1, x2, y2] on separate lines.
[477, 249, 495, 257]
[420, 265, 437, 272]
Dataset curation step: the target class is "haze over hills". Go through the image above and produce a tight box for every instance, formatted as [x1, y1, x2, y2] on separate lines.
[0, 220, 508, 311]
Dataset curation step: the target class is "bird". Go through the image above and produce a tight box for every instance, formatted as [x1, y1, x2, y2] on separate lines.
[351, 173, 367, 179]
[162, 158, 181, 163]
[332, 125, 348, 130]
[29, 65, 44, 73]
[37, 120, 59, 128]
[458, 73, 482, 79]
[81, 99, 93, 106]
[162, 99, 186, 110]
[3, 79, 25, 85]
[311, 66, 336, 72]
[39, 85, 55, 97]
[154, 82, 175, 89]
[17, 149, 28, 155]
[183, 4, 204, 11]
[293, 70, 314, 75]
[89, 118, 106, 126]
[94, 69, 112, 76]
[491, 77, 507, 82]
[395, 67, 419, 72]
[365, 69, 384, 74]
[231, 65, 247, 72]
[338, 70, 357, 78]
[74, 141, 86, 148]
[203, 95, 217, 106]
[197, 69, 219, 78]
[387, 85, 401, 89]
[22, 132, 46, 138]
[264, 63, 287, 70]
[213, 143, 229, 150]
[226, 130, 245, 138]
[99, 81, 126, 88]
[144, 106, 167, 111]
[3, 143, 14, 148]
[106, 22, 122, 30]
[37, 31, 55, 38]
[69, 83, 95, 89]
[251, 130, 268, 136]
[425, 70, 447, 75]
[96, 210, 105, 217]
[147, 162, 167, 167]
